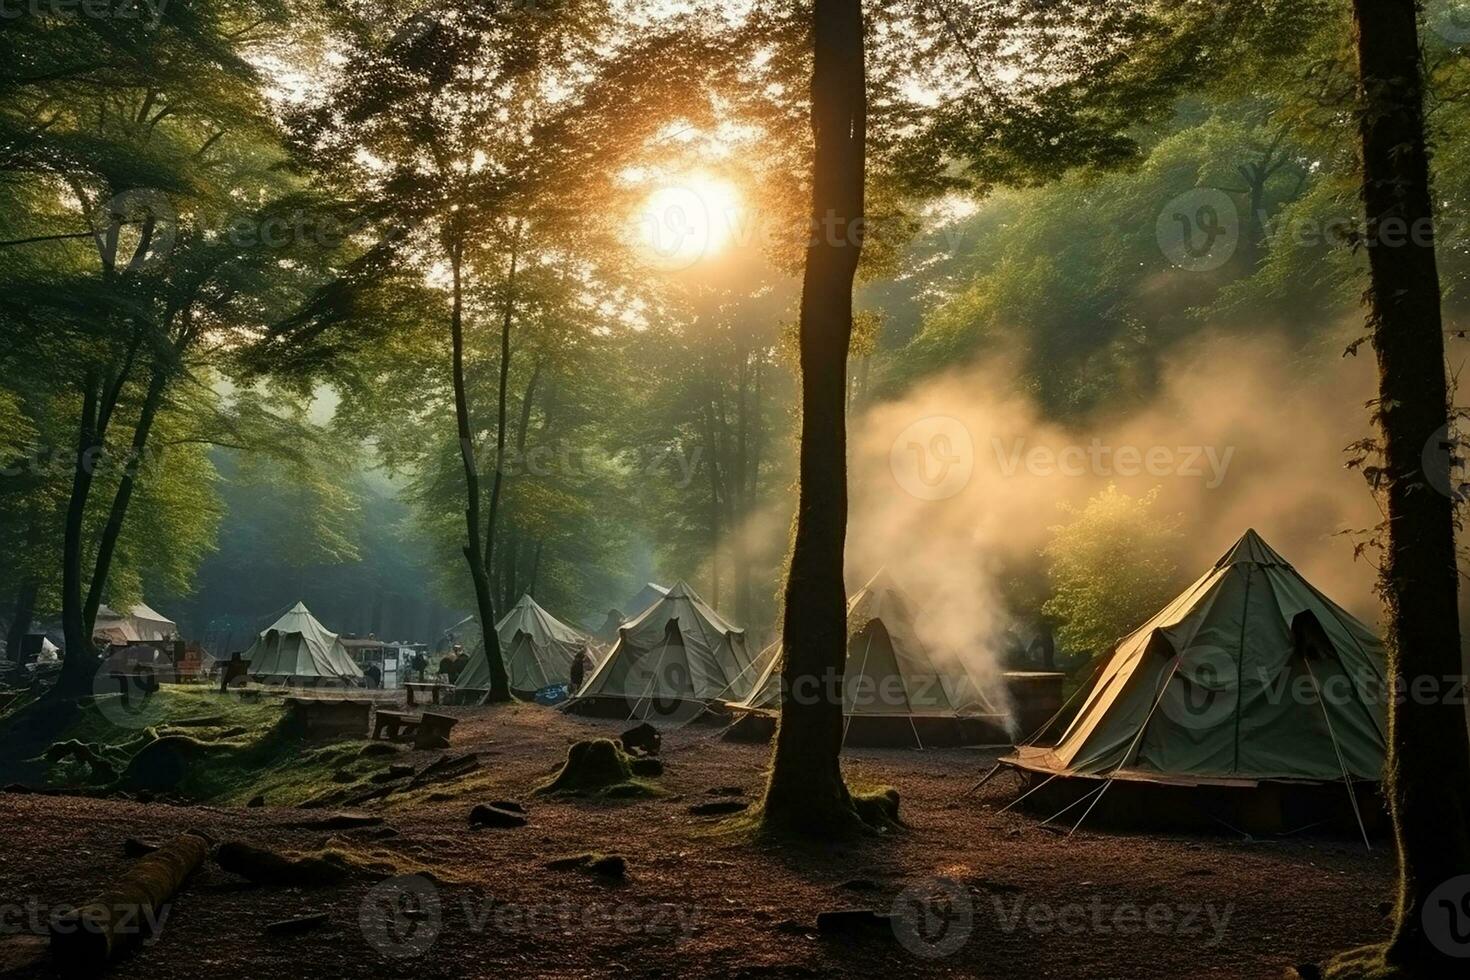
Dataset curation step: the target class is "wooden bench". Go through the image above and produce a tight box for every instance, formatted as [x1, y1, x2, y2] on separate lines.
[404, 682, 451, 707]
[282, 697, 371, 739]
[373, 709, 458, 749]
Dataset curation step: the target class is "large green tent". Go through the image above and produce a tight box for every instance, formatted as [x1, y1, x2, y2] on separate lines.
[730, 569, 1007, 746]
[457, 594, 595, 696]
[570, 581, 757, 718]
[245, 601, 363, 685]
[1003, 529, 1388, 785]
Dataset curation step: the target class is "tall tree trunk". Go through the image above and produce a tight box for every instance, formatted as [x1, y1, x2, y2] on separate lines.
[701, 399, 724, 608]
[733, 346, 753, 626]
[6, 580, 38, 662]
[526, 538, 543, 598]
[82, 358, 171, 633]
[448, 234, 509, 702]
[760, 0, 866, 835]
[484, 222, 523, 571]
[58, 376, 103, 693]
[496, 355, 542, 611]
[1329, 1, 1470, 974]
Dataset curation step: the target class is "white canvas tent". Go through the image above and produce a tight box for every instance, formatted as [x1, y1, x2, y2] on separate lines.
[93, 602, 178, 645]
[571, 581, 757, 718]
[731, 569, 1006, 746]
[244, 602, 363, 685]
[458, 594, 595, 696]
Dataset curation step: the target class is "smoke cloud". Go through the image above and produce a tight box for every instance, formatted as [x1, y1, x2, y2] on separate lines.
[845, 329, 1384, 692]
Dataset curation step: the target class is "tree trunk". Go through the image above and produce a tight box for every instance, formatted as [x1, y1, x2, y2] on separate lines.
[701, 400, 724, 608]
[83, 358, 171, 633]
[483, 222, 522, 571]
[448, 234, 509, 702]
[58, 375, 103, 694]
[1334, 0, 1470, 973]
[760, 0, 866, 836]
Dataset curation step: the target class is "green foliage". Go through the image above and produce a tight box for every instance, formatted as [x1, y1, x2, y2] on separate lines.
[1042, 485, 1183, 655]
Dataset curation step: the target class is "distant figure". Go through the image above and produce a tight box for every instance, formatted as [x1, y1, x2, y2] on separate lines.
[1029, 625, 1057, 671]
[364, 662, 382, 688]
[219, 652, 249, 692]
[440, 646, 466, 684]
[568, 648, 591, 695]
[411, 650, 428, 683]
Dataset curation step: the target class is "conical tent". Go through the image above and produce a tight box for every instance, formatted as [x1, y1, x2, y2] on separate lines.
[94, 602, 178, 644]
[1004, 529, 1388, 785]
[591, 584, 668, 643]
[458, 594, 594, 695]
[734, 569, 1004, 723]
[572, 581, 757, 713]
[245, 602, 363, 684]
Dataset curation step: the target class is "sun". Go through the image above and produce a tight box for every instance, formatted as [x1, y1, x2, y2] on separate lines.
[632, 175, 743, 271]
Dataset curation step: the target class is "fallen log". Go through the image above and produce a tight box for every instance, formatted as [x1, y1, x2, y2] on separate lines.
[48, 830, 211, 973]
[214, 841, 350, 888]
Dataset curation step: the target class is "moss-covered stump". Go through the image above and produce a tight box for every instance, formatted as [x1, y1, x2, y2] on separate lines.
[535, 739, 659, 798]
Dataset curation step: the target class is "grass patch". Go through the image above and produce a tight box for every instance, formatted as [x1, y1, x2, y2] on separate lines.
[0, 688, 390, 807]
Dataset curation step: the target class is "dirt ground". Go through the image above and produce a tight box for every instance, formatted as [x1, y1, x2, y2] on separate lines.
[0, 702, 1394, 979]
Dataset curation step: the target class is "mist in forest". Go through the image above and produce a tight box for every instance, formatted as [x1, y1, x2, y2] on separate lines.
[843, 327, 1385, 679]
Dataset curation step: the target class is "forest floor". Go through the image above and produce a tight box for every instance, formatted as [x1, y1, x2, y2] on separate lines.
[0, 697, 1393, 979]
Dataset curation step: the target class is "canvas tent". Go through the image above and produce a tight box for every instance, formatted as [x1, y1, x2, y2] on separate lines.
[1002, 529, 1388, 789]
[93, 602, 178, 645]
[570, 581, 757, 719]
[458, 594, 596, 696]
[623, 582, 669, 618]
[593, 583, 670, 642]
[731, 569, 1007, 746]
[244, 602, 363, 685]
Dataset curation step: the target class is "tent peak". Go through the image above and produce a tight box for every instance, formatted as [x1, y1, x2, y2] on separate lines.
[1214, 528, 1293, 569]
